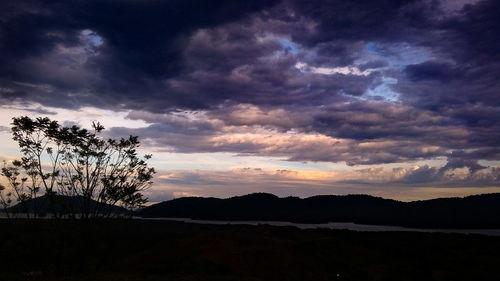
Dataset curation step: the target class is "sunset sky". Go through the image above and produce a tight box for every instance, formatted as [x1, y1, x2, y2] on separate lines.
[1, 0, 499, 202]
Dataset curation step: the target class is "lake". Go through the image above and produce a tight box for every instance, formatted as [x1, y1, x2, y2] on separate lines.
[4, 212, 500, 236]
[144, 217, 500, 236]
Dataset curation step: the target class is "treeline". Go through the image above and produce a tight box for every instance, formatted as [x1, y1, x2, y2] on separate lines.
[4, 194, 129, 218]
[138, 192, 500, 229]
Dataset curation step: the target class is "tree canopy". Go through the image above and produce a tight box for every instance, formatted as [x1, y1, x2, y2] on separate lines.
[0, 116, 155, 218]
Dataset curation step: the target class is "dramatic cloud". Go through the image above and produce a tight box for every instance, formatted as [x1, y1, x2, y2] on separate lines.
[1, 0, 499, 198]
[145, 164, 500, 202]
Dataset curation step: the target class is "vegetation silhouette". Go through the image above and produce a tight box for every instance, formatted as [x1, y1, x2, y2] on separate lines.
[139, 192, 500, 228]
[2, 219, 500, 281]
[0, 116, 155, 218]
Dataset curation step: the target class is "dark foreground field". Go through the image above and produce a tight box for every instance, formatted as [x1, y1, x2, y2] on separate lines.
[1, 220, 500, 281]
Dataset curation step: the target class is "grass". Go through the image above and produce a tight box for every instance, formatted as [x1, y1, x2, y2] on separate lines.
[1, 219, 500, 281]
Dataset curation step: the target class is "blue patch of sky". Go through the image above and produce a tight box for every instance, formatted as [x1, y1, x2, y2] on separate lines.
[358, 42, 433, 102]
[280, 39, 299, 55]
[90, 35, 103, 46]
[365, 42, 377, 53]
[364, 77, 400, 102]
[81, 29, 103, 47]
[365, 42, 431, 69]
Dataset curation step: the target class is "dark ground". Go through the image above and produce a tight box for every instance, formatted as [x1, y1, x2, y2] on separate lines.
[1, 219, 500, 281]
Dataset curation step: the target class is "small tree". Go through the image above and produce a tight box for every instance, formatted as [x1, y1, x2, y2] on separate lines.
[0, 182, 13, 218]
[0, 116, 155, 218]
[0, 157, 41, 218]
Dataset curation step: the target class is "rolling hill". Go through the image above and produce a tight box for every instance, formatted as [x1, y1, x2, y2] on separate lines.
[138, 192, 500, 228]
[6, 194, 129, 217]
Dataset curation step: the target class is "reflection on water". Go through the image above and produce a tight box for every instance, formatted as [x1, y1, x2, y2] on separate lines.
[145, 217, 500, 236]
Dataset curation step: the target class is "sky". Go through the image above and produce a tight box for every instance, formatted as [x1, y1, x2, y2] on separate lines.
[0, 0, 499, 202]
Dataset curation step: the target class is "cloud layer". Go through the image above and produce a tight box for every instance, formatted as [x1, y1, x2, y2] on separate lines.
[1, 0, 499, 196]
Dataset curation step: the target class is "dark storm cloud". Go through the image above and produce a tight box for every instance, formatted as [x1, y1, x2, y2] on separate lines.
[0, 0, 419, 111]
[358, 60, 389, 71]
[0, 0, 279, 67]
[1, 0, 499, 172]
[395, 0, 500, 108]
[404, 61, 462, 82]
[441, 0, 500, 63]
[167, 26, 377, 107]
[441, 157, 486, 174]
[286, 0, 424, 45]
[19, 106, 57, 115]
[0, 0, 280, 109]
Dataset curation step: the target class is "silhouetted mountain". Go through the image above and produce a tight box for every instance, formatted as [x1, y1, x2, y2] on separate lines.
[8, 195, 129, 216]
[138, 192, 500, 228]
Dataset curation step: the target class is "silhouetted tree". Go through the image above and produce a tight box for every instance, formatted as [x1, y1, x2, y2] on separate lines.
[0, 157, 41, 218]
[0, 182, 13, 218]
[0, 116, 155, 218]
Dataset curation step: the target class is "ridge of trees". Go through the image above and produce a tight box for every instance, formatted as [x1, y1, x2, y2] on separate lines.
[138, 192, 500, 228]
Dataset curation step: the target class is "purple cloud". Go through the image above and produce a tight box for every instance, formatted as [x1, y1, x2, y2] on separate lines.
[1, 0, 499, 185]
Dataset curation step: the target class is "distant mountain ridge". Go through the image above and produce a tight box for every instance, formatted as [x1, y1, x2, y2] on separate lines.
[6, 195, 128, 216]
[138, 193, 500, 229]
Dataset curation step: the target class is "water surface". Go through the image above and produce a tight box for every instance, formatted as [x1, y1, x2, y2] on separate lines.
[145, 217, 500, 236]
